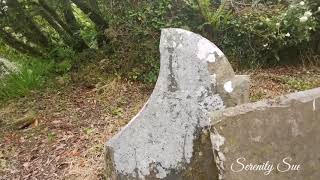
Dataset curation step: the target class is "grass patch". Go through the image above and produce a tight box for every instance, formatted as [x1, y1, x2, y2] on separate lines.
[0, 59, 54, 102]
[285, 77, 313, 91]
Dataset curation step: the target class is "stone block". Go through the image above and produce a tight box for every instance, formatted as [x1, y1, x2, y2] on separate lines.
[210, 87, 320, 180]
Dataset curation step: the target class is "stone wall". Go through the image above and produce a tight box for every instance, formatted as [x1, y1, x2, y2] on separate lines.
[210, 87, 320, 180]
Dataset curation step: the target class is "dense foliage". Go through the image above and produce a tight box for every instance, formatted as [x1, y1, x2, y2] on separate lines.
[1, 0, 319, 66]
[198, 0, 320, 67]
[0, 0, 319, 101]
[104, 0, 202, 82]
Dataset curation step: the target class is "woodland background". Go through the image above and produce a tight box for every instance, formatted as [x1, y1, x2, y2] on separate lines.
[0, 0, 319, 101]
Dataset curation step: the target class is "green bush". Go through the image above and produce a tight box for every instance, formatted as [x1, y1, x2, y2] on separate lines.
[104, 0, 202, 84]
[48, 47, 75, 62]
[198, 0, 320, 67]
[2, 0, 318, 91]
[104, 0, 319, 81]
[0, 59, 53, 101]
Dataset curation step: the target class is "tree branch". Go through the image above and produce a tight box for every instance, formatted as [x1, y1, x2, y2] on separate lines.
[0, 28, 43, 56]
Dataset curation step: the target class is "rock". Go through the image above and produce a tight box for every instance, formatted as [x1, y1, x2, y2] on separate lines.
[55, 76, 66, 86]
[105, 28, 249, 179]
[0, 57, 19, 79]
[210, 87, 320, 180]
[12, 111, 37, 130]
[223, 75, 250, 106]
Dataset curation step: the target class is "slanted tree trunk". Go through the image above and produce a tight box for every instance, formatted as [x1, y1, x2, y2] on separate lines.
[37, 7, 75, 48]
[6, 0, 50, 49]
[0, 28, 43, 56]
[5, 14, 47, 50]
[38, 0, 73, 35]
[87, 0, 105, 48]
[71, 0, 110, 49]
[62, 0, 89, 50]
[62, 0, 80, 33]
[39, 0, 88, 52]
[70, 0, 108, 29]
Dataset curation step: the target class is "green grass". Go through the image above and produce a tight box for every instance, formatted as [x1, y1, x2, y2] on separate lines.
[285, 78, 313, 91]
[277, 75, 316, 91]
[0, 60, 54, 102]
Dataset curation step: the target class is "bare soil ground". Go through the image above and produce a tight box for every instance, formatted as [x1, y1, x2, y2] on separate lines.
[1, 66, 319, 180]
[0, 80, 151, 180]
[248, 66, 320, 101]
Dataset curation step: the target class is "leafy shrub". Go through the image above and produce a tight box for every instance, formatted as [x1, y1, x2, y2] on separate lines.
[48, 47, 75, 62]
[104, 0, 202, 84]
[0, 59, 53, 101]
[48, 47, 74, 75]
[0, 42, 75, 102]
[104, 0, 319, 81]
[198, 0, 320, 67]
[72, 4, 98, 49]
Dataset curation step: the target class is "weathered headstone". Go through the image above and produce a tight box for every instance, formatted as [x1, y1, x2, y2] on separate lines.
[105, 28, 249, 179]
[210, 87, 320, 180]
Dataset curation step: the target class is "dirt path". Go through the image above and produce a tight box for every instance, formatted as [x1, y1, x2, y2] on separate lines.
[1, 67, 319, 180]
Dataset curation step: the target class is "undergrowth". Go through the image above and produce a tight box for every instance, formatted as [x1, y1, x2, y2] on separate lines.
[0, 42, 76, 103]
[0, 59, 54, 102]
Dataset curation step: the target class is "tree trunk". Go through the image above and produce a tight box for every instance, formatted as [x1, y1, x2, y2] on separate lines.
[38, 0, 73, 35]
[6, 19, 45, 49]
[71, 0, 108, 30]
[62, 0, 89, 50]
[38, 8, 74, 48]
[71, 0, 110, 49]
[0, 29, 43, 56]
[6, 0, 50, 49]
[39, 0, 89, 52]
[63, 0, 80, 33]
[88, 0, 100, 12]
[87, 0, 105, 48]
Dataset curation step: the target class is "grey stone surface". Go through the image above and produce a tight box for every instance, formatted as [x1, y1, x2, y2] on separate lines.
[105, 28, 248, 179]
[219, 75, 250, 107]
[0, 57, 19, 79]
[210, 87, 320, 180]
